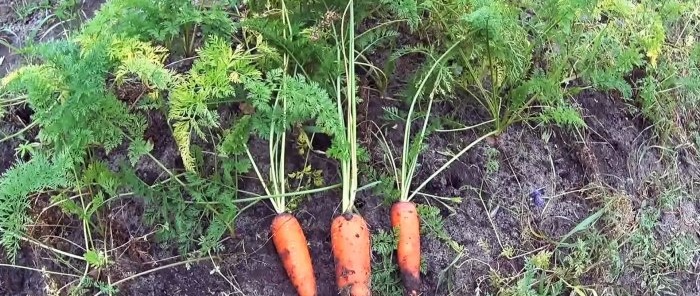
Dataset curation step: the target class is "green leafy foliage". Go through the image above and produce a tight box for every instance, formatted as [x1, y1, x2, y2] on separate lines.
[0, 7, 183, 265]
[243, 68, 344, 139]
[169, 36, 261, 171]
[504, 251, 564, 296]
[70, 276, 118, 296]
[169, 34, 344, 172]
[120, 165, 239, 255]
[371, 229, 403, 296]
[418, 0, 531, 86]
[380, 0, 423, 31]
[519, 0, 699, 137]
[241, 16, 338, 86]
[81, 0, 235, 54]
[84, 249, 110, 268]
[187, 174, 239, 254]
[55, 0, 79, 21]
[1, 2, 699, 294]
[108, 37, 176, 92]
[403, 0, 697, 134]
[356, 27, 399, 57]
[460, 0, 531, 84]
[0, 153, 72, 261]
[218, 115, 252, 157]
[629, 207, 699, 294]
[13, 0, 50, 20]
[417, 204, 462, 252]
[243, 0, 379, 88]
[3, 40, 145, 154]
[538, 106, 586, 129]
[128, 138, 154, 166]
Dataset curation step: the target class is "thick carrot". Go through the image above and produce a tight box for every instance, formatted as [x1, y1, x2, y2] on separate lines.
[391, 201, 421, 295]
[271, 213, 317, 296]
[331, 213, 371, 296]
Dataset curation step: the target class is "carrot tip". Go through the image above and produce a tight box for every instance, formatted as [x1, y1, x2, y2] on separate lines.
[399, 268, 421, 294]
[391, 201, 422, 295]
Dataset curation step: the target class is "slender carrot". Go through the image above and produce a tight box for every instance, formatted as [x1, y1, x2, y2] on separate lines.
[367, 40, 474, 295]
[271, 213, 317, 296]
[391, 201, 421, 295]
[331, 213, 371, 296]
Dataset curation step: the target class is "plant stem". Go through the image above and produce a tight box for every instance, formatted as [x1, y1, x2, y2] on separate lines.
[407, 130, 497, 201]
[399, 39, 466, 202]
[94, 256, 213, 295]
[339, 0, 358, 214]
[145, 152, 186, 187]
[435, 119, 495, 133]
[0, 263, 81, 278]
[245, 145, 272, 197]
[0, 121, 38, 143]
[254, 183, 342, 200]
[350, 1, 359, 213]
[0, 95, 28, 103]
[19, 235, 85, 261]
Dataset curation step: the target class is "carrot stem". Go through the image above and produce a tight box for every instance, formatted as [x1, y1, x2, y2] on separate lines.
[331, 3, 372, 295]
[338, 0, 359, 214]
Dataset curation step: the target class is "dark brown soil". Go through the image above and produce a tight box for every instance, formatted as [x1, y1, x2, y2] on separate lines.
[1, 1, 699, 296]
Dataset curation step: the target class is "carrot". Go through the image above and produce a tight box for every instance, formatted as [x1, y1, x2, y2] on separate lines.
[391, 201, 421, 295]
[271, 213, 317, 296]
[331, 213, 371, 296]
[331, 2, 371, 295]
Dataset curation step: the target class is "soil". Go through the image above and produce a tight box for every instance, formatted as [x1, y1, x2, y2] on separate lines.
[1, 1, 699, 296]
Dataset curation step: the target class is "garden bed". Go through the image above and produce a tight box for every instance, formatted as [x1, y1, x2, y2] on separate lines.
[1, 1, 699, 295]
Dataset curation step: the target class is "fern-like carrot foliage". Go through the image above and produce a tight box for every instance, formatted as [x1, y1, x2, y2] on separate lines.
[0, 153, 72, 261]
[169, 36, 261, 171]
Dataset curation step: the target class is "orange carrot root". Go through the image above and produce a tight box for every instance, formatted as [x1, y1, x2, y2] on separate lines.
[331, 213, 371, 296]
[271, 213, 317, 296]
[391, 201, 421, 295]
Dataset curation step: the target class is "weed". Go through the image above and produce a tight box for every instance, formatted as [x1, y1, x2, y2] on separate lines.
[14, 140, 40, 159]
[14, 0, 50, 20]
[629, 206, 699, 294]
[360, 159, 400, 206]
[371, 229, 403, 296]
[55, 0, 80, 21]
[604, 193, 635, 237]
[658, 186, 686, 210]
[484, 147, 500, 176]
[84, 249, 109, 268]
[70, 277, 118, 296]
[418, 204, 462, 253]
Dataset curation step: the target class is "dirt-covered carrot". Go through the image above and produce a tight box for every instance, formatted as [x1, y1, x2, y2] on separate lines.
[391, 201, 420, 295]
[271, 213, 317, 296]
[331, 213, 371, 296]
